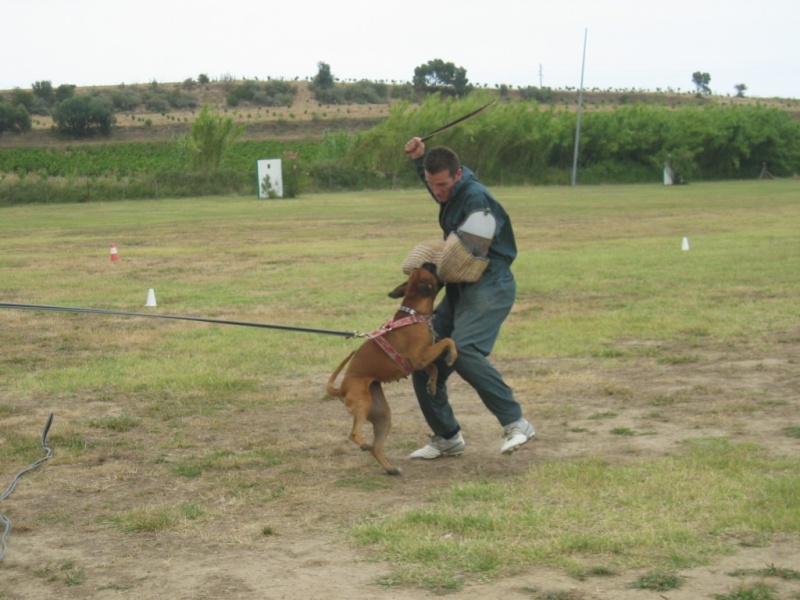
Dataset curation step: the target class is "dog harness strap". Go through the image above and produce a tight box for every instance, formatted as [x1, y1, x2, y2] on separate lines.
[372, 336, 414, 374]
[363, 307, 434, 375]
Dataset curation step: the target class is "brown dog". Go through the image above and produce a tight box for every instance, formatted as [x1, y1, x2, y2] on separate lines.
[326, 263, 457, 475]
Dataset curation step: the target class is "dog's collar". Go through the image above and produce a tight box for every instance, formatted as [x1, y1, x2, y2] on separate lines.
[365, 307, 433, 340]
[399, 305, 431, 322]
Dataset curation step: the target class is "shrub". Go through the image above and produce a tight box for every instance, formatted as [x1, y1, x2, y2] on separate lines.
[0, 101, 32, 135]
[280, 150, 309, 198]
[51, 94, 116, 137]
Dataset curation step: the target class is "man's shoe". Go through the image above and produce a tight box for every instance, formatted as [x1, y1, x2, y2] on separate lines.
[409, 432, 466, 459]
[501, 418, 535, 454]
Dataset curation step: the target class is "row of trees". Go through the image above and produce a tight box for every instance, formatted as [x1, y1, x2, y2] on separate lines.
[306, 60, 474, 106]
[3, 61, 760, 139]
[3, 94, 797, 206]
[345, 94, 800, 185]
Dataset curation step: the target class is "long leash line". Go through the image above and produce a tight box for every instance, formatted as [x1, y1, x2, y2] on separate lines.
[0, 303, 358, 562]
[0, 303, 364, 339]
[0, 413, 55, 562]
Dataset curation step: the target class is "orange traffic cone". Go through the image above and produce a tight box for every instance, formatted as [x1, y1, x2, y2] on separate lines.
[110, 243, 121, 261]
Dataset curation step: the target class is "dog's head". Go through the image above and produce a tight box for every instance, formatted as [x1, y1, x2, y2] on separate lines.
[388, 262, 442, 300]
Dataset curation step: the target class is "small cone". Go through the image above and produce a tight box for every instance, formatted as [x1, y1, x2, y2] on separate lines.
[681, 237, 690, 251]
[145, 288, 157, 307]
[110, 243, 121, 261]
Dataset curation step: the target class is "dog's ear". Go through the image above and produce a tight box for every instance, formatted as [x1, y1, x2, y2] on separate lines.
[388, 281, 408, 298]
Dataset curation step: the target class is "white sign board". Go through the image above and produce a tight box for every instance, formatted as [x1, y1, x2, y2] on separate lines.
[257, 159, 283, 198]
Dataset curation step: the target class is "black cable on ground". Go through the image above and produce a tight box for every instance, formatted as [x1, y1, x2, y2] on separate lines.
[0, 412, 55, 562]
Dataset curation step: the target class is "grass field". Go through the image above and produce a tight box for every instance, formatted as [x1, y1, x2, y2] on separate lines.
[1, 179, 799, 599]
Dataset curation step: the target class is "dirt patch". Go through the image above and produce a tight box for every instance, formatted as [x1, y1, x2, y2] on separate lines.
[1, 332, 799, 599]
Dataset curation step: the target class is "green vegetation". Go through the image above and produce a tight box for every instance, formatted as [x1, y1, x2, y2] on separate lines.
[413, 58, 472, 97]
[354, 93, 800, 183]
[632, 570, 684, 591]
[106, 503, 206, 533]
[2, 93, 798, 205]
[714, 582, 779, 600]
[0, 98, 32, 134]
[309, 61, 391, 105]
[177, 104, 244, 171]
[353, 440, 800, 590]
[226, 79, 297, 108]
[51, 94, 116, 137]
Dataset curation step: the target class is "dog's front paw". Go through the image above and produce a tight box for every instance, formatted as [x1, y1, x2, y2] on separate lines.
[426, 380, 438, 396]
[360, 444, 373, 452]
[445, 349, 458, 367]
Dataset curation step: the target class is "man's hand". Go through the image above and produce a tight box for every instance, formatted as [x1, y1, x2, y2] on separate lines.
[404, 137, 425, 159]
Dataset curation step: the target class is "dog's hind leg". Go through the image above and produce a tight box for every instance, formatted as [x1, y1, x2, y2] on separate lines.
[368, 382, 401, 476]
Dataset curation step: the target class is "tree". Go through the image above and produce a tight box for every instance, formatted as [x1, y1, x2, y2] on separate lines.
[0, 100, 32, 136]
[9, 88, 34, 112]
[413, 59, 472, 96]
[32, 80, 55, 105]
[55, 84, 76, 103]
[51, 94, 115, 137]
[310, 62, 339, 103]
[312, 62, 335, 88]
[692, 71, 711, 95]
[179, 104, 244, 171]
[734, 83, 747, 98]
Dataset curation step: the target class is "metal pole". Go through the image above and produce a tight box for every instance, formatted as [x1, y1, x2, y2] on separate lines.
[571, 29, 588, 187]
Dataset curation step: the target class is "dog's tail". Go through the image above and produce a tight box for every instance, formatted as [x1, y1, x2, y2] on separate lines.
[325, 350, 356, 398]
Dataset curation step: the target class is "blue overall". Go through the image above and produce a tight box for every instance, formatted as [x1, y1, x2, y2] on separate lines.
[411, 158, 523, 438]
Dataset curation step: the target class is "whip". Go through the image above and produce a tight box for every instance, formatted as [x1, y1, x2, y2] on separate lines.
[418, 100, 496, 143]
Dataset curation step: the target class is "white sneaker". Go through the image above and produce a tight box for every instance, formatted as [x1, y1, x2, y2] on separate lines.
[409, 432, 466, 459]
[500, 418, 535, 454]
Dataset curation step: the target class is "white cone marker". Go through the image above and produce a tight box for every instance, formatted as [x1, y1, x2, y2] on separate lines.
[145, 288, 157, 307]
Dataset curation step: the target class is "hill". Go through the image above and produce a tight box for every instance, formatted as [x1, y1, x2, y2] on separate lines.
[2, 80, 799, 149]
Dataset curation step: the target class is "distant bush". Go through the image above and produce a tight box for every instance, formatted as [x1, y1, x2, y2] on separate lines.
[520, 86, 554, 103]
[51, 94, 116, 137]
[226, 80, 297, 108]
[0, 171, 253, 205]
[0, 100, 32, 135]
[311, 80, 389, 106]
[141, 81, 197, 113]
[109, 87, 143, 112]
[8, 89, 35, 113]
[345, 80, 389, 104]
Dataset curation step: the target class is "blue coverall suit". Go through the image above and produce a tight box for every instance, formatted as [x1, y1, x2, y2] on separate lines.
[411, 157, 524, 439]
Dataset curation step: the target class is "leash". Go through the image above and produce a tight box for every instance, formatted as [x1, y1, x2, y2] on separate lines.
[0, 413, 55, 562]
[0, 303, 364, 339]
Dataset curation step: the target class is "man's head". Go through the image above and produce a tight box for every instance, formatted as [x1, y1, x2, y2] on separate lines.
[423, 146, 462, 203]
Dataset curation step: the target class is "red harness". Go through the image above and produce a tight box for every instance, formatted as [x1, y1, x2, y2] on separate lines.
[365, 306, 433, 374]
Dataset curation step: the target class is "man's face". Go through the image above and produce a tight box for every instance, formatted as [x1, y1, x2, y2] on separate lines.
[425, 168, 462, 204]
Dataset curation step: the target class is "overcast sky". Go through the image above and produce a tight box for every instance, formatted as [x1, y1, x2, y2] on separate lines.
[3, 0, 799, 99]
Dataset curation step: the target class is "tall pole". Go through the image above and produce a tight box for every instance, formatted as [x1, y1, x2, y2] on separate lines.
[571, 28, 588, 187]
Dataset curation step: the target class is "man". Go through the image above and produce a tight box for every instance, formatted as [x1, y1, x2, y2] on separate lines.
[403, 136, 535, 458]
